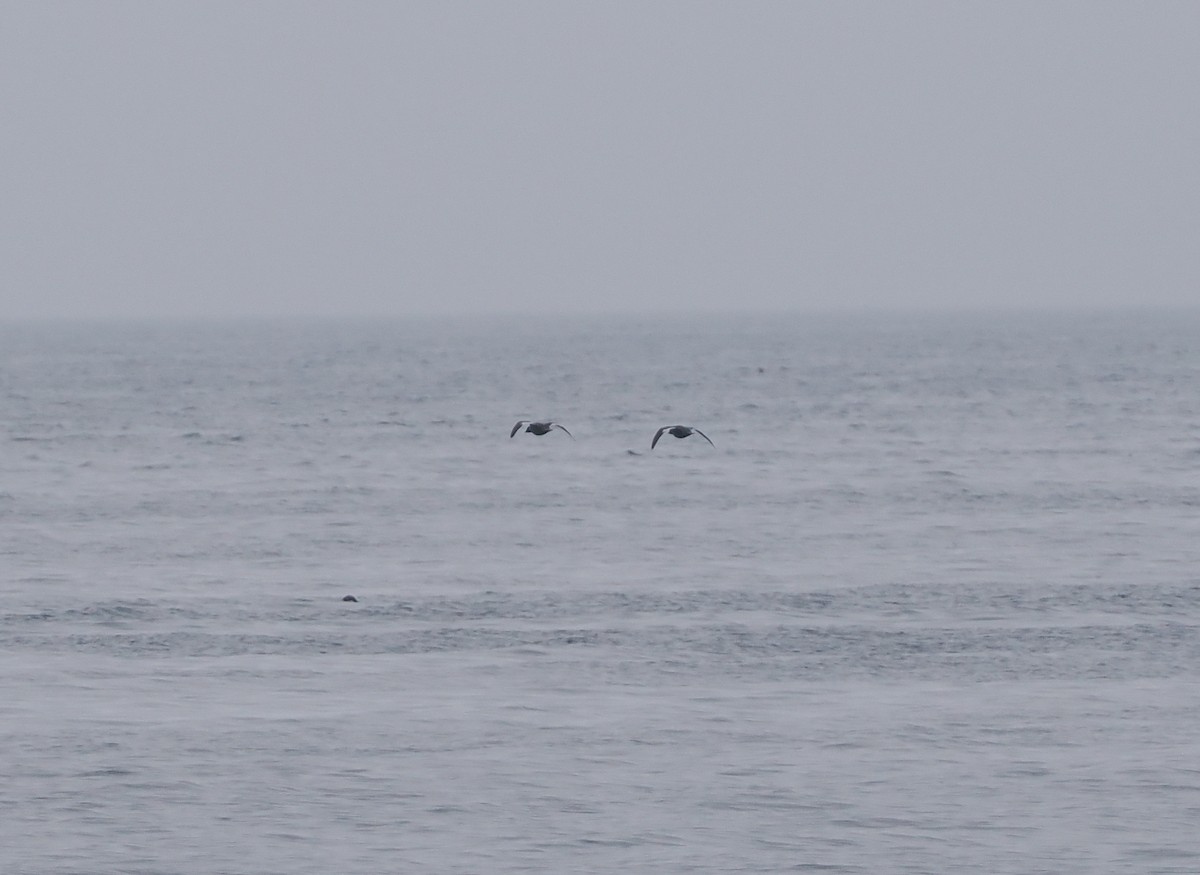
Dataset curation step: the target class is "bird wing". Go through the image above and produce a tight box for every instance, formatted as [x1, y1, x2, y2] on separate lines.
[551, 423, 574, 439]
[510, 420, 528, 438]
[651, 426, 668, 449]
[692, 428, 715, 447]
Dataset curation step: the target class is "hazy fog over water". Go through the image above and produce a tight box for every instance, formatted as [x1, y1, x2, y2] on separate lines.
[3, 2, 1198, 320]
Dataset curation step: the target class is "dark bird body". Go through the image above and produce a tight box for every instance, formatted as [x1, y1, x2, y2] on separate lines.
[651, 425, 714, 449]
[510, 420, 574, 439]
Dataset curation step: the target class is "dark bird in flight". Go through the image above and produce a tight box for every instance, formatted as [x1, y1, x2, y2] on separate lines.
[651, 425, 714, 450]
[510, 420, 574, 439]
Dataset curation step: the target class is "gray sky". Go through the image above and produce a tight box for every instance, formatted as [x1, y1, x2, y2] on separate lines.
[3, 1, 1197, 319]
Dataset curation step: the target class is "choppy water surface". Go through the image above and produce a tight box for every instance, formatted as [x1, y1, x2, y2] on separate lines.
[3, 311, 1200, 874]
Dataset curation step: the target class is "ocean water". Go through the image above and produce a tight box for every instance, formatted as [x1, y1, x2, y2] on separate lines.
[2, 310, 1199, 874]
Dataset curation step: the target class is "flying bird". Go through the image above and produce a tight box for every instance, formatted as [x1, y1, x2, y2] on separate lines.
[651, 425, 714, 450]
[510, 420, 574, 439]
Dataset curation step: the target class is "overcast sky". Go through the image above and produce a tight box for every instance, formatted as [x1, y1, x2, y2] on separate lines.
[2, 2, 1197, 319]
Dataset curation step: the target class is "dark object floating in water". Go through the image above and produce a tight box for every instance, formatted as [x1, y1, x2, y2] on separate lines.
[510, 420, 574, 439]
[342, 595, 358, 603]
[651, 425, 715, 450]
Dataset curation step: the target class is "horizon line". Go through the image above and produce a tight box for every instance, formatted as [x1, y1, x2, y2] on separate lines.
[4, 303, 1198, 326]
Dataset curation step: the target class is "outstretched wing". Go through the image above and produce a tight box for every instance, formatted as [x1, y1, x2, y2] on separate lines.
[510, 420, 528, 438]
[692, 428, 715, 448]
[551, 423, 575, 440]
[651, 426, 669, 449]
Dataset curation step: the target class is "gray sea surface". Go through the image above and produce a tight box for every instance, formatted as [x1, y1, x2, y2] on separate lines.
[2, 311, 1200, 874]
